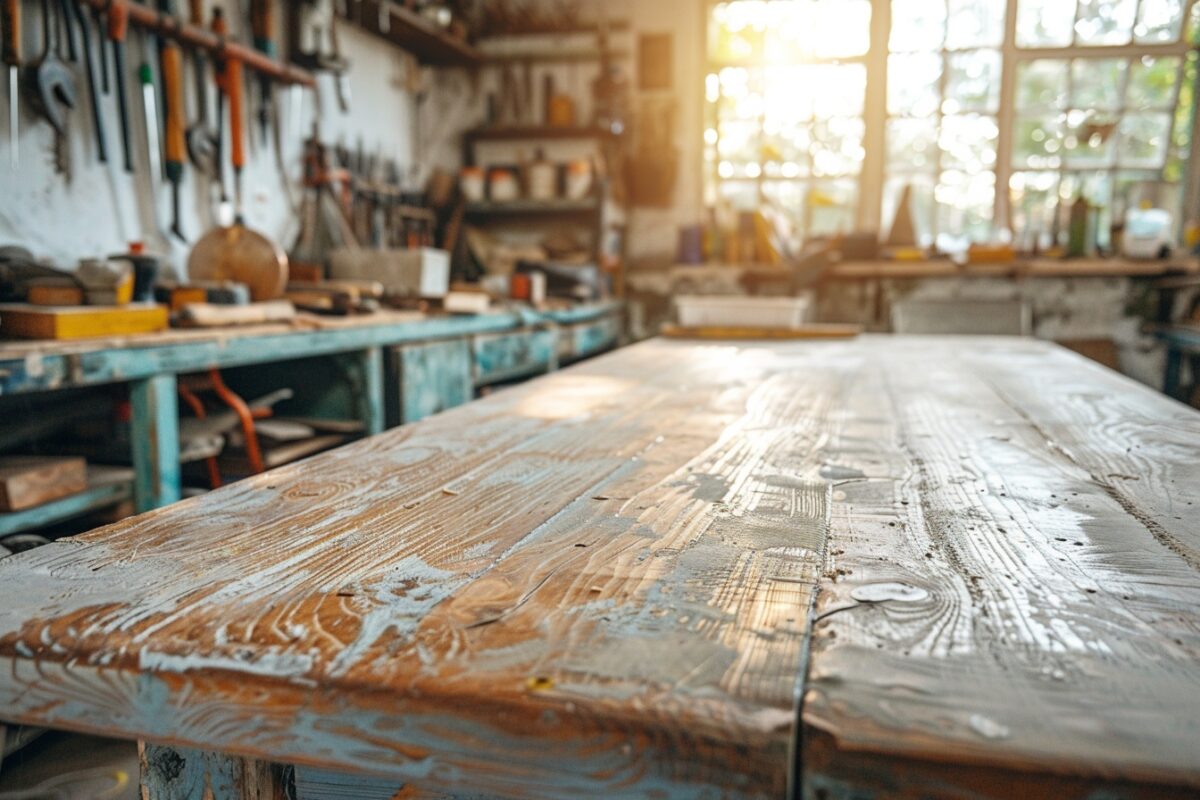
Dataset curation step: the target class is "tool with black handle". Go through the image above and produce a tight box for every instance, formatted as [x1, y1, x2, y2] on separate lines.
[68, 0, 106, 163]
[162, 36, 186, 241]
[107, 0, 133, 172]
[249, 0, 273, 146]
[2, 0, 20, 169]
[211, 6, 229, 213]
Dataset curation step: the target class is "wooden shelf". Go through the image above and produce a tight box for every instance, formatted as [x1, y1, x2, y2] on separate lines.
[0, 467, 133, 538]
[464, 126, 619, 143]
[340, 1, 482, 67]
[476, 20, 631, 40]
[482, 48, 630, 65]
[465, 198, 600, 217]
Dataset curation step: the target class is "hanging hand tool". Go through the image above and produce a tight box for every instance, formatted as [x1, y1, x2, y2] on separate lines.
[185, 0, 214, 173]
[211, 6, 230, 215]
[249, 0, 274, 147]
[68, 0, 107, 163]
[2, 0, 21, 169]
[55, 0, 77, 63]
[26, 0, 77, 175]
[162, 37, 186, 241]
[225, 54, 247, 222]
[139, 61, 162, 181]
[92, 5, 109, 94]
[107, 0, 134, 172]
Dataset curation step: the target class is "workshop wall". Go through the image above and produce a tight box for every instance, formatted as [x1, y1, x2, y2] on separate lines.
[0, 11, 473, 281]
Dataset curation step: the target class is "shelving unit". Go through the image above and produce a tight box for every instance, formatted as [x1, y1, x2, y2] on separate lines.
[464, 198, 601, 217]
[337, 1, 483, 67]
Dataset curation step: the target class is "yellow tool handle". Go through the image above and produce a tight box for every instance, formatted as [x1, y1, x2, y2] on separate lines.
[163, 43, 186, 168]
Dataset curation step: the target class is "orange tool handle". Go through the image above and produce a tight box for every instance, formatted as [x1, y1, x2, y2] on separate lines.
[163, 43, 186, 168]
[107, 0, 129, 42]
[188, 0, 203, 25]
[1, 0, 20, 67]
[227, 57, 245, 170]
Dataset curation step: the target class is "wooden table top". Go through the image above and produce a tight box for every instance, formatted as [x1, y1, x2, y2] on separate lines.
[0, 336, 1198, 798]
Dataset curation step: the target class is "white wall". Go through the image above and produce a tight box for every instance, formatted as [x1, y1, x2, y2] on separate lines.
[0, 5, 473, 281]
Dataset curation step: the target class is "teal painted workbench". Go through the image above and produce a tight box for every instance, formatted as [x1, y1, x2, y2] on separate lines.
[0, 302, 621, 523]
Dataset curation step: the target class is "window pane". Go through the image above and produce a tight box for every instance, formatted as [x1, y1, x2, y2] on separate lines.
[939, 114, 999, 171]
[1009, 171, 1061, 246]
[888, 54, 942, 116]
[1127, 56, 1181, 110]
[1017, 0, 1076, 47]
[717, 121, 761, 164]
[944, 50, 1001, 113]
[710, 3, 767, 63]
[1064, 112, 1119, 167]
[812, 0, 871, 58]
[946, 0, 1006, 49]
[937, 170, 995, 246]
[1013, 115, 1066, 169]
[1074, 0, 1136, 45]
[764, 66, 813, 122]
[807, 180, 859, 236]
[1071, 58, 1127, 110]
[1117, 112, 1173, 167]
[812, 118, 866, 176]
[1017, 60, 1069, 110]
[810, 65, 867, 118]
[719, 180, 761, 212]
[887, 119, 939, 171]
[1135, 0, 1185, 42]
[890, 0, 947, 51]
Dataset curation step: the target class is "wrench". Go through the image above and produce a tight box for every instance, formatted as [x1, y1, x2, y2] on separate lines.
[24, 0, 76, 173]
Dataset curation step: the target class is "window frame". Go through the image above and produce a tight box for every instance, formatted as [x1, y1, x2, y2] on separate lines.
[703, 0, 1200, 244]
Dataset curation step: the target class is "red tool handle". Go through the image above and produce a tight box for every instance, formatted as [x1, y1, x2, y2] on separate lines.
[163, 43, 186, 171]
[107, 0, 129, 42]
[1, 0, 20, 67]
[227, 57, 245, 171]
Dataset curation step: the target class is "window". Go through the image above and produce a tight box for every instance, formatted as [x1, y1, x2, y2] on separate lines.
[705, 0, 1198, 250]
[705, 0, 873, 240]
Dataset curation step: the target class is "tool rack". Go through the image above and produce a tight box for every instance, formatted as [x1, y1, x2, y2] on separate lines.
[79, 0, 315, 87]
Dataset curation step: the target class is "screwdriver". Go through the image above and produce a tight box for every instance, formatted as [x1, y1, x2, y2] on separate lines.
[226, 55, 246, 223]
[2, 0, 19, 169]
[108, 0, 134, 172]
[162, 37, 186, 241]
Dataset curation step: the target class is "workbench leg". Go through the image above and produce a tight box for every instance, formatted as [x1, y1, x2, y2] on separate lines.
[130, 374, 182, 513]
[140, 743, 285, 799]
[1163, 347, 1186, 401]
[357, 346, 386, 436]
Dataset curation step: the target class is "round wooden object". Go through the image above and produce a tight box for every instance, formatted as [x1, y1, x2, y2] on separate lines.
[188, 225, 288, 302]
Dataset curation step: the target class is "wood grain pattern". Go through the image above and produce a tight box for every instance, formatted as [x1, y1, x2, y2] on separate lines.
[0, 340, 829, 799]
[796, 337, 1200, 798]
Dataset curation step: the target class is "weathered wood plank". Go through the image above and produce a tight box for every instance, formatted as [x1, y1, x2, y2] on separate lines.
[140, 744, 285, 800]
[797, 338, 1200, 798]
[0, 341, 828, 799]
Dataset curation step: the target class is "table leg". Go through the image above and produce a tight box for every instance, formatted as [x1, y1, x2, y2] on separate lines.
[140, 743, 284, 799]
[357, 346, 386, 436]
[1163, 347, 1184, 401]
[130, 374, 182, 513]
